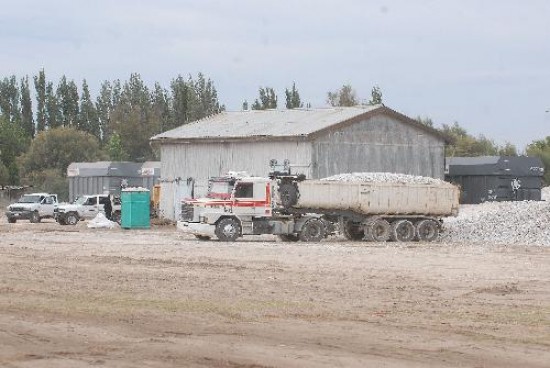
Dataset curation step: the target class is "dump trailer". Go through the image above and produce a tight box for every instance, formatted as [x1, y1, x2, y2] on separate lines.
[177, 170, 460, 243]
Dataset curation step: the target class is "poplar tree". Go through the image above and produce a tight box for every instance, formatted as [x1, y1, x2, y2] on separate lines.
[20, 76, 34, 138]
[252, 87, 277, 110]
[79, 79, 100, 140]
[45, 81, 61, 129]
[285, 82, 302, 109]
[0, 76, 21, 124]
[368, 85, 383, 105]
[57, 75, 80, 127]
[33, 69, 47, 132]
[96, 80, 113, 143]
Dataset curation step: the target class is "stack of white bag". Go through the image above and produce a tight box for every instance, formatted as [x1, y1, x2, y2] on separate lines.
[87, 212, 119, 229]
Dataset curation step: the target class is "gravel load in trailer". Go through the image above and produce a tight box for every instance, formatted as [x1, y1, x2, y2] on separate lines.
[297, 172, 459, 216]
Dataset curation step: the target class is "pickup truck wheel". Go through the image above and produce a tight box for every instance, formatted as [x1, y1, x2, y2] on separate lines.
[65, 212, 79, 226]
[365, 219, 391, 242]
[390, 220, 415, 242]
[30, 211, 41, 223]
[416, 219, 440, 242]
[215, 218, 241, 242]
[57, 217, 67, 225]
[7, 217, 16, 223]
[299, 218, 325, 242]
[278, 234, 300, 242]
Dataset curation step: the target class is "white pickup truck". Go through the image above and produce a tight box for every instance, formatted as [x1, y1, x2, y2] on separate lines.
[55, 194, 121, 225]
[5, 193, 58, 223]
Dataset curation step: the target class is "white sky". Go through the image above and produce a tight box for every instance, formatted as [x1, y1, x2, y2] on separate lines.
[1, 0, 549, 150]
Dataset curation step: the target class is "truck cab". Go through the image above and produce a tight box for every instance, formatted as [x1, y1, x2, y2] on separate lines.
[178, 175, 325, 242]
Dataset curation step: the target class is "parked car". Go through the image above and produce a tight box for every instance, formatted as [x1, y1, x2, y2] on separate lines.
[55, 194, 121, 225]
[5, 193, 58, 223]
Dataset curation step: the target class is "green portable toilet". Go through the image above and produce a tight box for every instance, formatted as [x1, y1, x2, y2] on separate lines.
[121, 188, 150, 229]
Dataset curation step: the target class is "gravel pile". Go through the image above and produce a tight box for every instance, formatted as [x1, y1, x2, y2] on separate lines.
[442, 200, 550, 246]
[321, 172, 446, 185]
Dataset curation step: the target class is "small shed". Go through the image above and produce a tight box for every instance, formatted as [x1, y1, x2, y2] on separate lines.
[151, 105, 448, 221]
[67, 161, 161, 202]
[446, 156, 544, 204]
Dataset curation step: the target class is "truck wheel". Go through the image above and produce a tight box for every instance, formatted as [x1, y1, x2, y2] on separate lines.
[390, 220, 415, 242]
[299, 218, 325, 242]
[7, 217, 16, 223]
[30, 211, 41, 223]
[215, 218, 241, 242]
[365, 219, 391, 242]
[416, 219, 440, 242]
[279, 183, 298, 209]
[278, 234, 300, 242]
[65, 212, 79, 226]
[57, 217, 67, 225]
[341, 219, 364, 241]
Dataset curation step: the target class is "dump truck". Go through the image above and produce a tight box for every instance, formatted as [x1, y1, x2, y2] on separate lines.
[177, 164, 460, 243]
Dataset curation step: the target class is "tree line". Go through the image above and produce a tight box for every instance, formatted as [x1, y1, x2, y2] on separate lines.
[1, 76, 549, 199]
[0, 70, 223, 196]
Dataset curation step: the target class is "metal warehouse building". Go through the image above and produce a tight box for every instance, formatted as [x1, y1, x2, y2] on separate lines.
[446, 156, 544, 204]
[150, 105, 448, 220]
[67, 161, 161, 202]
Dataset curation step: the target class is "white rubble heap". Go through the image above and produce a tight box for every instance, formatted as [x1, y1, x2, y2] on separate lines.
[321, 172, 445, 185]
[441, 201, 550, 246]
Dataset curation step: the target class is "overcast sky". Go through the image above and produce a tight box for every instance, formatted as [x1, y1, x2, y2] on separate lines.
[1, 0, 549, 150]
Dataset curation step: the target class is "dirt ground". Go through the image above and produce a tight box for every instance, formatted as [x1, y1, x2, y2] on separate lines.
[0, 218, 549, 368]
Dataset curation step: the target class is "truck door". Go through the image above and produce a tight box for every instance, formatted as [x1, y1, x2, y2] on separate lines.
[233, 181, 270, 217]
[39, 195, 56, 217]
[84, 196, 100, 219]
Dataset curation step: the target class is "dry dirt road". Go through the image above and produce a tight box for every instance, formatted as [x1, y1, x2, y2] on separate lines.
[0, 219, 549, 367]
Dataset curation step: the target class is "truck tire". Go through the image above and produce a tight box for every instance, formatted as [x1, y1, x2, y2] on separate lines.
[416, 219, 440, 242]
[341, 219, 364, 241]
[278, 234, 300, 242]
[30, 211, 41, 223]
[279, 183, 298, 209]
[215, 218, 241, 242]
[7, 217, 16, 223]
[390, 220, 415, 242]
[365, 219, 391, 242]
[299, 218, 325, 242]
[65, 212, 79, 226]
[57, 216, 67, 225]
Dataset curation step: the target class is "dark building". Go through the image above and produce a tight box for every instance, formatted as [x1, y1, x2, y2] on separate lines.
[67, 161, 161, 202]
[446, 156, 544, 204]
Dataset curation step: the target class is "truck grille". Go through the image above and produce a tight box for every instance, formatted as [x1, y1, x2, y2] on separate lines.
[10, 206, 25, 212]
[180, 203, 194, 221]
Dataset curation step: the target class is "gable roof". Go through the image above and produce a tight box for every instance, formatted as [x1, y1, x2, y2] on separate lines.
[150, 105, 447, 143]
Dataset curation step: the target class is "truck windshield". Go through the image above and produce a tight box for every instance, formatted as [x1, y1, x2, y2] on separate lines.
[74, 197, 87, 205]
[19, 195, 42, 203]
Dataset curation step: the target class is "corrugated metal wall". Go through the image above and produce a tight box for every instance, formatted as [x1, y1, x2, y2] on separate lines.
[311, 115, 445, 179]
[159, 141, 312, 220]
